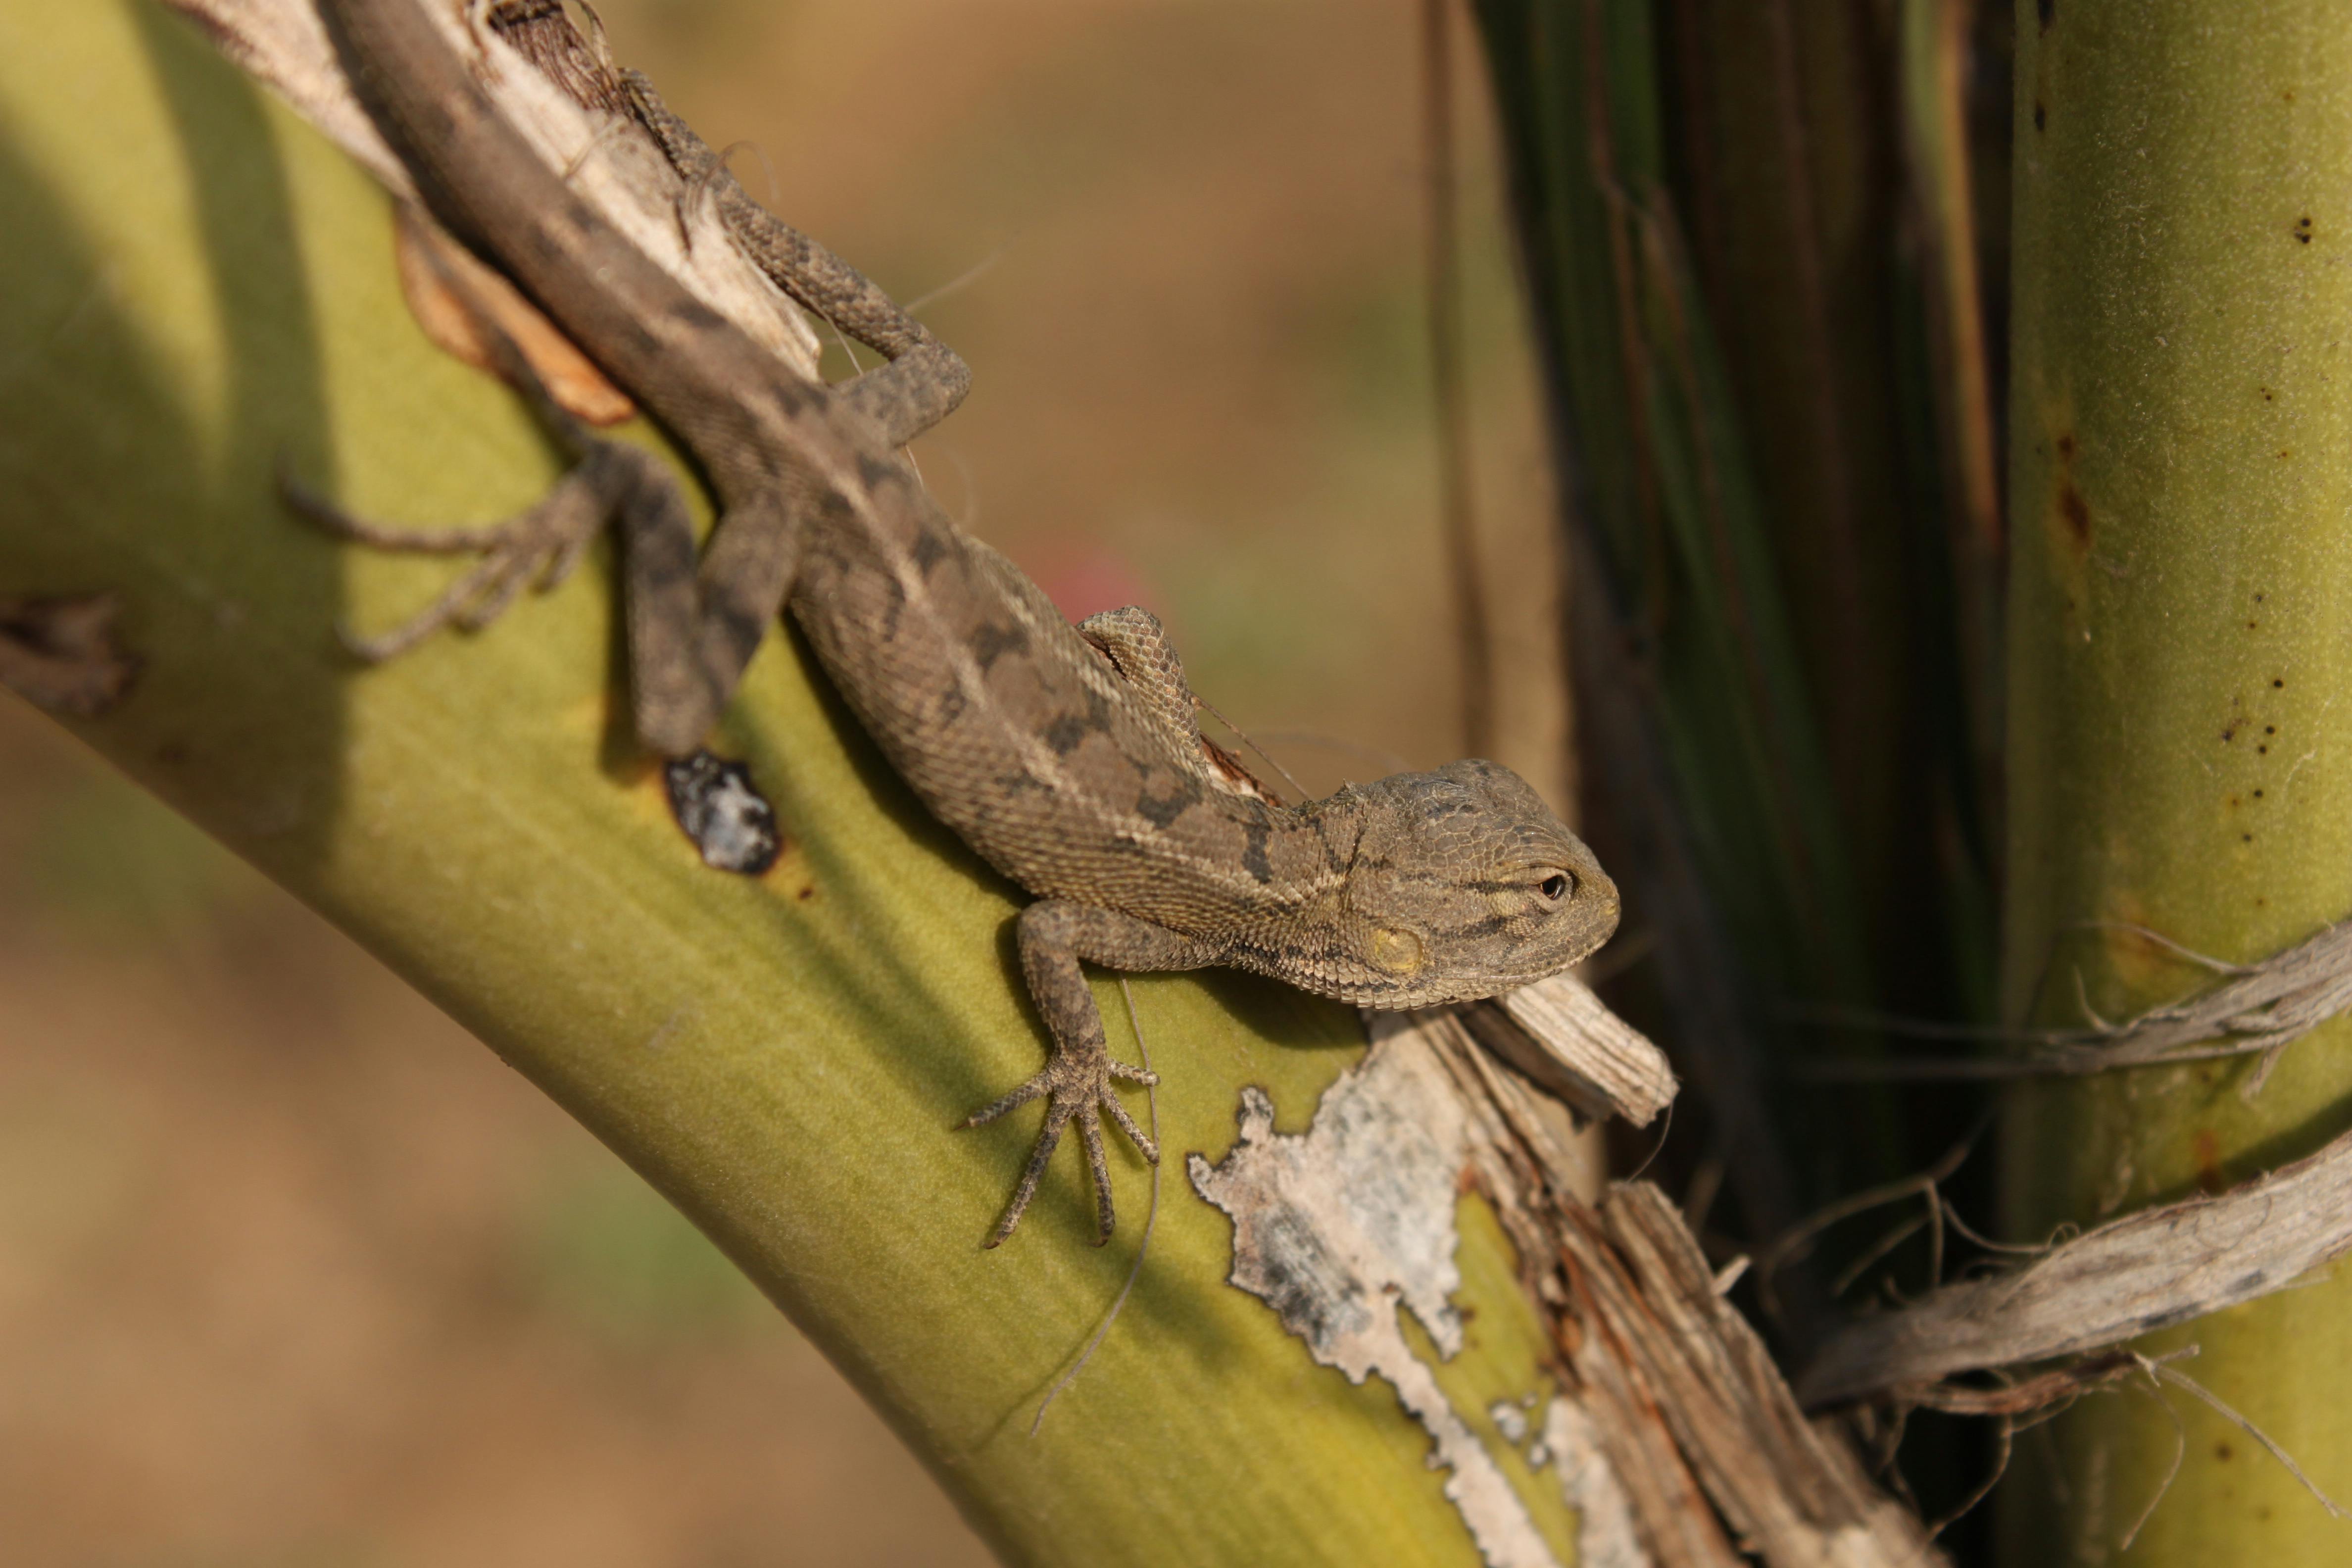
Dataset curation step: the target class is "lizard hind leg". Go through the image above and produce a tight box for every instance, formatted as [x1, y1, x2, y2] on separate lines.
[285, 195, 701, 679]
[284, 227, 746, 760]
[620, 68, 971, 451]
[283, 442, 647, 661]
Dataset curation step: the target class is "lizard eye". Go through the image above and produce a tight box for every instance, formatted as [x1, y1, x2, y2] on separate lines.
[1539, 873, 1572, 902]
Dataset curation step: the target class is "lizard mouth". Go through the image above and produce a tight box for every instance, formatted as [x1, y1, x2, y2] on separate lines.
[1323, 962, 1576, 1012]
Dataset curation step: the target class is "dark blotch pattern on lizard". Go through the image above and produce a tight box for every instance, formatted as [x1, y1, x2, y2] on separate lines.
[304, 0, 1621, 1247]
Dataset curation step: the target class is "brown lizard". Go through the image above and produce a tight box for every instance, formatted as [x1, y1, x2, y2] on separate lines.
[302, 0, 1620, 1246]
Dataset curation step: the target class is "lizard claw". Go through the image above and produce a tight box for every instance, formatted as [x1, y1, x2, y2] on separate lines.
[962, 1046, 1156, 1247]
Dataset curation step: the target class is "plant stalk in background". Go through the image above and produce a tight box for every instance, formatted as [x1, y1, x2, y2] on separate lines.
[2002, 1, 2352, 1556]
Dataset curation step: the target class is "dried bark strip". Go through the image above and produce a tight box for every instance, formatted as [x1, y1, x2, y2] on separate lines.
[1811, 915, 2352, 1096]
[2056, 919, 2352, 1092]
[1798, 1122, 2352, 1408]
[393, 203, 636, 424]
[1539, 1396, 1649, 1568]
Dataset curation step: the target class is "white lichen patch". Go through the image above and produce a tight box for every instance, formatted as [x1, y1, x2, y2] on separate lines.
[1188, 1024, 1563, 1568]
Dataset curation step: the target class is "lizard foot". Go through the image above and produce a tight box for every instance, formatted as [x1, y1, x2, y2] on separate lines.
[283, 448, 631, 660]
[962, 1047, 1158, 1248]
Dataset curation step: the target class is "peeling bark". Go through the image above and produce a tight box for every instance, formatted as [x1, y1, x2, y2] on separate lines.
[1194, 1011, 1940, 1568]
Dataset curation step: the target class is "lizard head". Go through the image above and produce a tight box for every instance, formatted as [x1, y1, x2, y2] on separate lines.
[1318, 758, 1618, 1008]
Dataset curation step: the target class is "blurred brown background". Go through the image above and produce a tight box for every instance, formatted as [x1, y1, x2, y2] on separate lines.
[2, 0, 1556, 1562]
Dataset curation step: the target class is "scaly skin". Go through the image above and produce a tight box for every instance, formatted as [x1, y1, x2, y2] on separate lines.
[307, 0, 1620, 1245]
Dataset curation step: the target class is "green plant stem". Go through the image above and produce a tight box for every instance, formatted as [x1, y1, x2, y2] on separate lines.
[0, 6, 1580, 1563]
[2003, 0, 2352, 1557]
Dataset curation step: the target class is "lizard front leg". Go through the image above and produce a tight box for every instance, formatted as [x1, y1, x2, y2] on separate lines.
[1080, 604, 1284, 805]
[1077, 606, 1202, 754]
[964, 900, 1223, 1247]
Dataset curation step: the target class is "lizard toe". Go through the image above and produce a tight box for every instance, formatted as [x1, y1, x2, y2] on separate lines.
[958, 1071, 1049, 1128]
[982, 1093, 1078, 1248]
[1077, 1107, 1116, 1245]
[1099, 1090, 1158, 1165]
[1105, 1056, 1159, 1087]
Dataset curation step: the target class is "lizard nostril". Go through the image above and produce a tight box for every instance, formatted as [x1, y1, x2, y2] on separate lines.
[1540, 874, 1570, 901]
